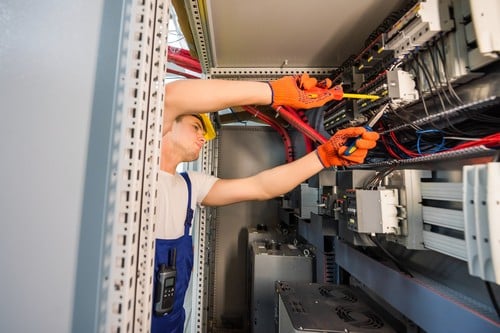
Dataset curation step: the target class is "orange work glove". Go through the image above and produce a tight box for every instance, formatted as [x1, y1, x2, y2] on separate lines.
[316, 127, 380, 167]
[269, 73, 344, 109]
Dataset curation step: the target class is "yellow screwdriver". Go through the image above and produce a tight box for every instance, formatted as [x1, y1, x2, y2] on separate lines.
[307, 92, 380, 100]
[342, 93, 380, 100]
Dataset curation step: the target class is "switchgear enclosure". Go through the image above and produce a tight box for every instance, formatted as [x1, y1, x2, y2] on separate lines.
[3, 1, 500, 333]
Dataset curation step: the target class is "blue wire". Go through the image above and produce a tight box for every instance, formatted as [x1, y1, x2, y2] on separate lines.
[416, 129, 446, 154]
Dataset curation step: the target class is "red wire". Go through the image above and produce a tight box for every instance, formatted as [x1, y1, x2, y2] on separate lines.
[167, 53, 202, 73]
[243, 106, 294, 163]
[380, 133, 402, 159]
[279, 106, 328, 144]
[166, 68, 200, 79]
[168, 46, 193, 58]
[287, 108, 315, 153]
[450, 133, 500, 150]
[389, 131, 420, 157]
[386, 130, 500, 159]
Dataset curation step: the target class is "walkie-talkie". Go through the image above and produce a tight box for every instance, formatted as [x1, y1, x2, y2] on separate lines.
[154, 248, 177, 316]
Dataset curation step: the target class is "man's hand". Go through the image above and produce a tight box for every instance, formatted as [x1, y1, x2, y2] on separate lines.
[269, 74, 343, 109]
[316, 127, 380, 167]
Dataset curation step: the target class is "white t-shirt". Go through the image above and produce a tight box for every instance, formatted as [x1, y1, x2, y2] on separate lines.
[156, 170, 219, 239]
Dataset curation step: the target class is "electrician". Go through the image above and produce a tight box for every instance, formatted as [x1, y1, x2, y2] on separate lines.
[152, 74, 380, 332]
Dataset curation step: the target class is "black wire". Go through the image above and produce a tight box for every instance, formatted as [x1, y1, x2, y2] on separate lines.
[414, 55, 472, 136]
[485, 281, 500, 320]
[437, 36, 463, 104]
[229, 107, 246, 124]
[415, 51, 454, 123]
[415, 54, 448, 113]
[469, 112, 500, 123]
[370, 236, 414, 277]
[407, 61, 432, 119]
[407, 63, 455, 138]
[428, 43, 456, 107]
[386, 104, 422, 131]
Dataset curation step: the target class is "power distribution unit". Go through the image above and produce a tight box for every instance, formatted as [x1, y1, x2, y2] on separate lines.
[247, 225, 281, 247]
[276, 281, 397, 333]
[250, 241, 312, 333]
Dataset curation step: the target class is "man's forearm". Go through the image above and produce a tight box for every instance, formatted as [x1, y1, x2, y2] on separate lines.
[253, 151, 325, 200]
[163, 79, 272, 133]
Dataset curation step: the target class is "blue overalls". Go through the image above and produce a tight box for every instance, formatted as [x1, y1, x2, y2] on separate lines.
[152, 172, 194, 333]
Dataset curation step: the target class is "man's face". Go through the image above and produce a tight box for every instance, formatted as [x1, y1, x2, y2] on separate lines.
[168, 115, 207, 161]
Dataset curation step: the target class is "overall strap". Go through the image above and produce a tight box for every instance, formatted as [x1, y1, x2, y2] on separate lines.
[180, 172, 194, 235]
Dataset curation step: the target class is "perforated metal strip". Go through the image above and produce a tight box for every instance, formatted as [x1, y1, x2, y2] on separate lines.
[185, 0, 213, 73]
[189, 137, 218, 332]
[97, 1, 167, 332]
[209, 67, 335, 80]
[134, 0, 169, 331]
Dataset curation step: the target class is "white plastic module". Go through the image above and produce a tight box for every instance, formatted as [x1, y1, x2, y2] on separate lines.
[355, 189, 399, 234]
[387, 70, 419, 101]
[470, 0, 500, 55]
[385, 0, 454, 59]
[486, 163, 500, 284]
[463, 163, 499, 284]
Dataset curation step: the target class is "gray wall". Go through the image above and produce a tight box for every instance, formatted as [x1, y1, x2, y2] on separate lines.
[0, 1, 116, 332]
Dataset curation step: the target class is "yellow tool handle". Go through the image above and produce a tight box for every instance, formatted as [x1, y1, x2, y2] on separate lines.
[343, 93, 380, 100]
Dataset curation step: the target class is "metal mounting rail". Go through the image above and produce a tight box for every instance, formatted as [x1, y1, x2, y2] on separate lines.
[381, 96, 500, 134]
[351, 146, 499, 170]
[209, 67, 336, 80]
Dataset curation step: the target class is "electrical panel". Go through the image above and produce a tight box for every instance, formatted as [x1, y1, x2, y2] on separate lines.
[185, 0, 500, 331]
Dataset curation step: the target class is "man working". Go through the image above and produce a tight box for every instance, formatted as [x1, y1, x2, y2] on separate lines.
[153, 74, 380, 332]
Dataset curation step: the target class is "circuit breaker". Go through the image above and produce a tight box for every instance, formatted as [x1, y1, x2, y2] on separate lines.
[352, 189, 400, 234]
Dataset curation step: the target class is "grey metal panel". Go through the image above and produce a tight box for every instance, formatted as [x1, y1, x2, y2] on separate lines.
[335, 239, 500, 333]
[213, 126, 285, 330]
[278, 296, 302, 333]
[251, 242, 313, 333]
[301, 213, 337, 250]
[277, 282, 397, 333]
[206, 0, 404, 68]
[188, 0, 408, 78]
[73, 1, 125, 330]
[0, 1, 104, 332]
